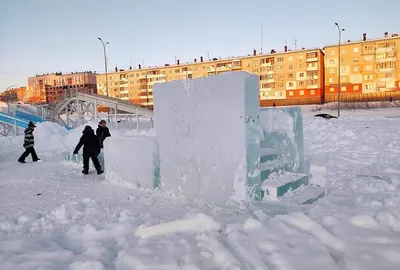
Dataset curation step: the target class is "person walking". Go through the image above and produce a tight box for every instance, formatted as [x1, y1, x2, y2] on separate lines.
[73, 125, 103, 175]
[18, 121, 40, 163]
[96, 120, 111, 149]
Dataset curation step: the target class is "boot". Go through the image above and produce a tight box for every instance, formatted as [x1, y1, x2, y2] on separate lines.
[82, 169, 89, 175]
[18, 159, 26, 164]
[96, 168, 104, 175]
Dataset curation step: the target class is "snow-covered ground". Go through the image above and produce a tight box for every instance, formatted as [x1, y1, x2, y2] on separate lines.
[1, 110, 400, 269]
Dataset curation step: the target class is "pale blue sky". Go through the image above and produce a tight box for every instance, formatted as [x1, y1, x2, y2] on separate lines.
[0, 0, 399, 91]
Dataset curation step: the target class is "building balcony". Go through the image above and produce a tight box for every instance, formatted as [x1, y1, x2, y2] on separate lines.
[120, 96, 129, 100]
[377, 67, 395, 73]
[376, 47, 394, 53]
[216, 66, 230, 72]
[376, 57, 396, 63]
[306, 66, 318, 71]
[120, 90, 129, 94]
[261, 62, 273, 67]
[265, 79, 275, 83]
[231, 65, 241, 70]
[306, 57, 318, 62]
[266, 70, 275, 75]
[307, 85, 319, 89]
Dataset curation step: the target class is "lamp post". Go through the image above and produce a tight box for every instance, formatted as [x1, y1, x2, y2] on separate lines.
[335, 22, 345, 118]
[98, 37, 110, 97]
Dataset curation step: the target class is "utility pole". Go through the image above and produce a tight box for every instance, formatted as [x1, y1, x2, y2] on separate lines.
[335, 23, 345, 118]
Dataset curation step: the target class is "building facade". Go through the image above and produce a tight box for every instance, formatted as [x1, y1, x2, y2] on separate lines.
[96, 47, 325, 108]
[27, 71, 97, 103]
[0, 87, 27, 103]
[324, 32, 400, 102]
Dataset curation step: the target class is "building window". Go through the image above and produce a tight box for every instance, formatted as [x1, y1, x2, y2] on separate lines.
[299, 72, 305, 77]
[277, 57, 284, 62]
[341, 49, 347, 54]
[365, 65, 373, 71]
[353, 47, 359, 53]
[341, 86, 346, 91]
[330, 50, 335, 55]
[289, 91, 294, 96]
[329, 59, 335, 64]
[329, 69, 335, 75]
[354, 85, 359, 91]
[288, 56, 293, 61]
[329, 78, 334, 83]
[299, 81, 305, 87]
[353, 66, 359, 72]
[288, 73, 294, 78]
[289, 64, 293, 69]
[310, 90, 315, 95]
[289, 82, 293, 87]
[330, 87, 334, 92]
[278, 83, 284, 87]
[277, 65, 284, 71]
[364, 84, 373, 90]
[364, 74, 373, 80]
[299, 64, 303, 68]
[300, 90, 304, 95]
[353, 57, 359, 62]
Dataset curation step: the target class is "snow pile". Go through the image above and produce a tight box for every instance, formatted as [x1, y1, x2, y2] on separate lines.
[2, 108, 400, 269]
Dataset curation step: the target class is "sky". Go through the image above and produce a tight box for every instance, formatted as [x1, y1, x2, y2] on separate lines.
[0, 0, 399, 92]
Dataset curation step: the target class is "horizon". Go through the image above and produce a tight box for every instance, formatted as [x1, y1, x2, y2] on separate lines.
[1, 0, 399, 91]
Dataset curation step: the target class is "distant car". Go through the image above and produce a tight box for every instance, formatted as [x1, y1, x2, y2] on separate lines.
[314, 113, 338, 119]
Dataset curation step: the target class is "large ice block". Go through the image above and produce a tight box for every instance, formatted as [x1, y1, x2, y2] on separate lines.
[153, 71, 261, 206]
[104, 136, 160, 188]
[259, 107, 305, 174]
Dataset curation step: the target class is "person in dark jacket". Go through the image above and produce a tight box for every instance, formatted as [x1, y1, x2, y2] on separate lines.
[96, 120, 111, 149]
[73, 125, 103, 175]
[18, 121, 40, 163]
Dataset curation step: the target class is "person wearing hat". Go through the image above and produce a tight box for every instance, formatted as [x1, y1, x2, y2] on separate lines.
[18, 121, 40, 163]
[73, 125, 103, 175]
[96, 120, 111, 149]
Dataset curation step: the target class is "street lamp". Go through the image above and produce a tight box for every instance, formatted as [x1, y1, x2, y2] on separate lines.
[335, 22, 345, 118]
[98, 37, 110, 97]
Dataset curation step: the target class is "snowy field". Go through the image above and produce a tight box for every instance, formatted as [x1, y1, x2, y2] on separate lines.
[1, 109, 400, 269]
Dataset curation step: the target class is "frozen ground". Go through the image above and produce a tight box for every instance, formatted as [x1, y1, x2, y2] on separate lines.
[1, 110, 400, 269]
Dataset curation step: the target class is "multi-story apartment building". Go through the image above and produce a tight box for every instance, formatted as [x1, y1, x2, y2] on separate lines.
[96, 47, 325, 108]
[0, 87, 27, 103]
[27, 71, 97, 103]
[324, 32, 400, 102]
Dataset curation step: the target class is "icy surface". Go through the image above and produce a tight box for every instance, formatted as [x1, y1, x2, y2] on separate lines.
[104, 136, 159, 189]
[1, 110, 400, 269]
[260, 107, 304, 173]
[153, 72, 261, 206]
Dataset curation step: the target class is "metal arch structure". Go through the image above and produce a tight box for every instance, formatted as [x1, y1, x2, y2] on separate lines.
[38, 90, 154, 130]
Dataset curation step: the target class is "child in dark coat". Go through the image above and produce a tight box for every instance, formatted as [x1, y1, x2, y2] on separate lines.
[73, 125, 103, 175]
[96, 120, 111, 149]
[18, 121, 40, 163]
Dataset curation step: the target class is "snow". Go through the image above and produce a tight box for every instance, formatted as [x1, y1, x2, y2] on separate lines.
[153, 72, 261, 206]
[1, 108, 400, 269]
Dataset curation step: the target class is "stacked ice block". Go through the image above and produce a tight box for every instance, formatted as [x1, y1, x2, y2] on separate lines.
[104, 136, 160, 188]
[153, 71, 261, 206]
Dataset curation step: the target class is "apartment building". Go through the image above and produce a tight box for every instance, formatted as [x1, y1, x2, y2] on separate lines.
[27, 71, 97, 103]
[96, 47, 325, 108]
[324, 32, 400, 102]
[0, 87, 27, 103]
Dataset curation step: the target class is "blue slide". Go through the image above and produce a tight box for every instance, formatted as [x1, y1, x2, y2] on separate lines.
[0, 112, 29, 129]
[15, 110, 45, 124]
[15, 110, 72, 130]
